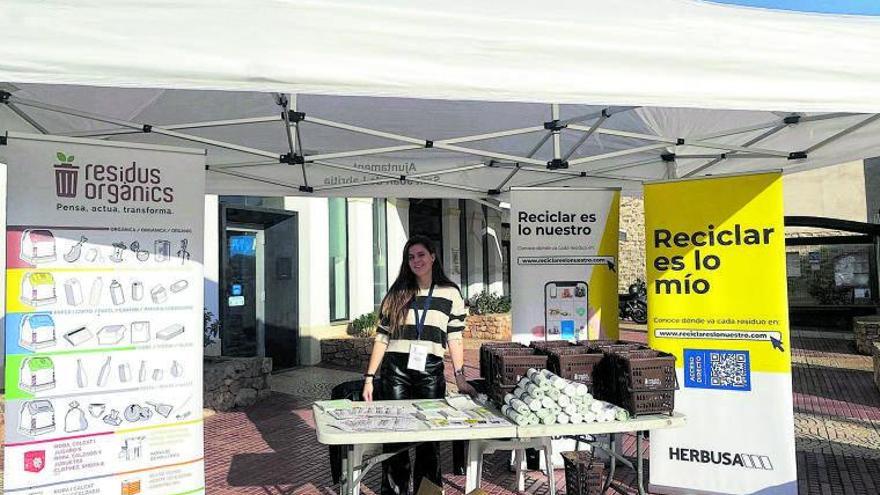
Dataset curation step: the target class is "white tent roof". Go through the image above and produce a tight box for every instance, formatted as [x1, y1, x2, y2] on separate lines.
[2, 1, 880, 199]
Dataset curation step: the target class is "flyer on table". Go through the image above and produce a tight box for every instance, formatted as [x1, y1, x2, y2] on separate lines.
[510, 187, 619, 343]
[2, 133, 206, 495]
[645, 172, 796, 495]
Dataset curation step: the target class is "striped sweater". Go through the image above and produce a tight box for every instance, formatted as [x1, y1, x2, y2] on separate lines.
[375, 285, 467, 358]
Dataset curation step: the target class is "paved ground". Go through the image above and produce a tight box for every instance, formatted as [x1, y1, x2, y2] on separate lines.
[202, 327, 880, 495]
[2, 326, 878, 494]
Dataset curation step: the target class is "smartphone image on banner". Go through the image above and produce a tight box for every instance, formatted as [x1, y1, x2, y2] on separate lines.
[544, 281, 589, 341]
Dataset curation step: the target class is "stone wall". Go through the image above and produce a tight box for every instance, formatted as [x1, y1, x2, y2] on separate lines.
[854, 316, 880, 355]
[874, 343, 880, 392]
[321, 337, 373, 370]
[466, 314, 512, 340]
[619, 196, 646, 292]
[204, 356, 273, 411]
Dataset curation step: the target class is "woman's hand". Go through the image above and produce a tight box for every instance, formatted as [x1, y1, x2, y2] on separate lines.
[362, 380, 374, 402]
[455, 374, 477, 397]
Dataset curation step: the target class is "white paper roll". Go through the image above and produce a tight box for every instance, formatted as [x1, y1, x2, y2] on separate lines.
[511, 398, 531, 415]
[557, 395, 571, 408]
[526, 383, 545, 398]
[556, 413, 570, 424]
[524, 396, 542, 412]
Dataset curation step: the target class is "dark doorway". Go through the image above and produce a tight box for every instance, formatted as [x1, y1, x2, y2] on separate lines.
[220, 206, 299, 369]
[408, 199, 444, 262]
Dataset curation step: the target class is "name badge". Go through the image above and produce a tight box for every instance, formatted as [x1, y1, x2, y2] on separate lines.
[407, 343, 429, 372]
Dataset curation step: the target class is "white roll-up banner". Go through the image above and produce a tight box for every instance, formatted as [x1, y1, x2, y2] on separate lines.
[646, 172, 796, 495]
[2, 132, 207, 494]
[510, 187, 620, 343]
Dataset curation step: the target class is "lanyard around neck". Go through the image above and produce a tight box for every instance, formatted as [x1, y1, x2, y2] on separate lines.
[412, 284, 435, 340]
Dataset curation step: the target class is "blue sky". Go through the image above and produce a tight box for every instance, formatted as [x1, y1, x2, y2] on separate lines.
[708, 1, 880, 15]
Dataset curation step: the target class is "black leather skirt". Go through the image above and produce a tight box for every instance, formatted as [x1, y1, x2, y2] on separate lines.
[379, 351, 446, 494]
[380, 351, 446, 401]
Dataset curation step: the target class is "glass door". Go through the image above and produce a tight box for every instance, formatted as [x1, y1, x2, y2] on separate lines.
[223, 228, 265, 357]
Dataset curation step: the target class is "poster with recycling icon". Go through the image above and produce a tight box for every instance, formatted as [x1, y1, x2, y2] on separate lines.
[2, 133, 206, 495]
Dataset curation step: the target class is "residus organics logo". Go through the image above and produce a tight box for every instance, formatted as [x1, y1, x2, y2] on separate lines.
[53, 151, 174, 204]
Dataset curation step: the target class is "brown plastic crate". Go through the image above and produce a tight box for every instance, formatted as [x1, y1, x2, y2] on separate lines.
[530, 340, 575, 352]
[489, 384, 516, 405]
[579, 340, 649, 354]
[621, 349, 676, 391]
[591, 350, 677, 416]
[545, 347, 604, 388]
[562, 450, 605, 495]
[493, 351, 548, 387]
[487, 346, 536, 385]
[480, 342, 523, 380]
[623, 389, 676, 416]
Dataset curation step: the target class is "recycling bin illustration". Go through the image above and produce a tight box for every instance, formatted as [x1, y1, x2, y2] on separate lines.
[20, 229, 57, 264]
[54, 163, 79, 198]
[21, 272, 58, 306]
[19, 356, 56, 393]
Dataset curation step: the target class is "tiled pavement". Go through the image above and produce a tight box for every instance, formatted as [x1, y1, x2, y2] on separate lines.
[202, 328, 880, 495]
[2, 327, 878, 494]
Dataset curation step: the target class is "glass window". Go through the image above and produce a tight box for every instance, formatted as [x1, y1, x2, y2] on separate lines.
[329, 198, 349, 321]
[373, 199, 388, 311]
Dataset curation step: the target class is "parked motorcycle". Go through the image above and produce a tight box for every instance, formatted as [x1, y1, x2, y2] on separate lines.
[619, 279, 648, 324]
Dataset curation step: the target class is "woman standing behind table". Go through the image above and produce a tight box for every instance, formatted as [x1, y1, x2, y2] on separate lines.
[362, 234, 474, 495]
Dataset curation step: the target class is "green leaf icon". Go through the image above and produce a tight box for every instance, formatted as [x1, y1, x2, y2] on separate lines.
[56, 152, 66, 162]
[67, 155, 74, 162]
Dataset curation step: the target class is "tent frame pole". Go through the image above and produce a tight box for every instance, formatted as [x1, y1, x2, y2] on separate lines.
[551, 104, 562, 161]
[6, 102, 49, 134]
[563, 111, 608, 161]
[66, 115, 281, 138]
[683, 123, 787, 178]
[490, 131, 552, 191]
[568, 143, 669, 166]
[806, 114, 880, 153]
[280, 93, 310, 190]
[10, 95, 281, 159]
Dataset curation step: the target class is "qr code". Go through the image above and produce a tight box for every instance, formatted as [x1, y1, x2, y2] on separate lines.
[709, 351, 748, 388]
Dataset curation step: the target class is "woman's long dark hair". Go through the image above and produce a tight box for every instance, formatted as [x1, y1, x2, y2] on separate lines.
[381, 235, 459, 337]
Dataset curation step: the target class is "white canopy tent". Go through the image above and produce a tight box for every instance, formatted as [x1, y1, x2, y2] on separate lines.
[1, 0, 880, 201]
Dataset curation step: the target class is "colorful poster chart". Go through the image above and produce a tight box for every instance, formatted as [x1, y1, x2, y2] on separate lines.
[510, 187, 619, 343]
[2, 132, 206, 495]
[645, 172, 796, 495]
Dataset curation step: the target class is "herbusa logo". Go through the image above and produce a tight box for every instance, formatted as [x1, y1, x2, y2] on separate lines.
[52, 151, 174, 204]
[669, 447, 774, 470]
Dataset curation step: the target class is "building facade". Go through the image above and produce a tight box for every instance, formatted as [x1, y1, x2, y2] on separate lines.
[204, 197, 508, 366]
[201, 159, 877, 367]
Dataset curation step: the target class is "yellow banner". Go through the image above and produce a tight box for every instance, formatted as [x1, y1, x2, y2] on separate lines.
[646, 172, 790, 373]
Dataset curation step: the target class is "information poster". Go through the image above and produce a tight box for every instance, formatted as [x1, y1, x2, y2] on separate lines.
[645, 172, 796, 494]
[2, 133, 206, 495]
[510, 187, 619, 343]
